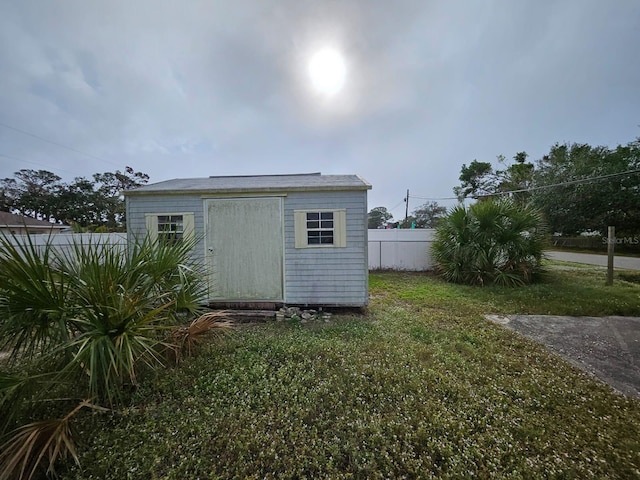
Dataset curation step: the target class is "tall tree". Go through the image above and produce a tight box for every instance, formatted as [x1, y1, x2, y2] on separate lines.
[368, 206, 393, 229]
[1, 166, 149, 231]
[453, 153, 534, 203]
[453, 138, 640, 235]
[412, 201, 447, 228]
[0, 178, 17, 211]
[495, 152, 535, 203]
[93, 166, 150, 229]
[533, 141, 640, 234]
[54, 177, 101, 227]
[453, 160, 495, 200]
[2, 169, 63, 220]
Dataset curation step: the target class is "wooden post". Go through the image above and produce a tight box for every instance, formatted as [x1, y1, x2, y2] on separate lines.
[606, 226, 615, 286]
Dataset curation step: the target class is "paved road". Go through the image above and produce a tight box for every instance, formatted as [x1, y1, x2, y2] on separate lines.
[546, 251, 640, 270]
[487, 314, 640, 398]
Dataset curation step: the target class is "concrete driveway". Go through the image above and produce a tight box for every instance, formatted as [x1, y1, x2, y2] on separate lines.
[487, 314, 640, 398]
[546, 251, 640, 270]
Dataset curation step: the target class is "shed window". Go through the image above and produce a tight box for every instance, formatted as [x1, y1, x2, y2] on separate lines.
[306, 212, 334, 245]
[294, 209, 346, 248]
[145, 212, 195, 246]
[157, 215, 185, 245]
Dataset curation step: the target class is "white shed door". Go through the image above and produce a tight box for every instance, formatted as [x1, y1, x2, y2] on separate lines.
[206, 197, 283, 301]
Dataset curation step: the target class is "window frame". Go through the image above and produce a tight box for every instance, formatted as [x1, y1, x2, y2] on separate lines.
[294, 209, 346, 248]
[145, 212, 195, 246]
[306, 211, 335, 245]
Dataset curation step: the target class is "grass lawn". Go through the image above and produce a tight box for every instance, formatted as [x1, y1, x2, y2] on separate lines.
[65, 264, 640, 479]
[547, 246, 640, 258]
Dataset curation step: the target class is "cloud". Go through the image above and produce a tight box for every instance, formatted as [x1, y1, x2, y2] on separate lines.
[0, 0, 638, 212]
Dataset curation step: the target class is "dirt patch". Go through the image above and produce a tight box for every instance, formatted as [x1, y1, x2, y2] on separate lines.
[486, 314, 640, 398]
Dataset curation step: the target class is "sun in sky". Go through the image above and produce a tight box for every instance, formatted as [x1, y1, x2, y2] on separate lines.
[307, 48, 347, 97]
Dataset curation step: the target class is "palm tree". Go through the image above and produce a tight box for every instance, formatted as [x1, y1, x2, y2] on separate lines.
[432, 198, 547, 286]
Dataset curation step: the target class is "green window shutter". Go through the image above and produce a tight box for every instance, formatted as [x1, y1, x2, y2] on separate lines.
[335, 209, 347, 247]
[294, 210, 307, 248]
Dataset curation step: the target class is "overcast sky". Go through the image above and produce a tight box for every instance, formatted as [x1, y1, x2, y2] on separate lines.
[1, 0, 639, 219]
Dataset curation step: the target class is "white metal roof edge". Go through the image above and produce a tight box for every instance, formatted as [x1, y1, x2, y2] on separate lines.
[124, 184, 371, 196]
[124, 174, 372, 196]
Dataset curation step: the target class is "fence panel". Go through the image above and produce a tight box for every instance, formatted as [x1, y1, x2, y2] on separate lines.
[4, 232, 436, 272]
[3, 233, 128, 258]
[368, 229, 435, 271]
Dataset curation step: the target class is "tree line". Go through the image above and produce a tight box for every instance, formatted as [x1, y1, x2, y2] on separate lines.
[368, 202, 447, 229]
[369, 137, 640, 235]
[0, 166, 149, 231]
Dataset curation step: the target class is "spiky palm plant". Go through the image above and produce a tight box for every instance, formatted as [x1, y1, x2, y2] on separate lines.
[0, 233, 206, 405]
[0, 234, 71, 362]
[0, 232, 210, 478]
[432, 198, 548, 286]
[0, 400, 107, 480]
[168, 310, 234, 362]
[57, 237, 205, 404]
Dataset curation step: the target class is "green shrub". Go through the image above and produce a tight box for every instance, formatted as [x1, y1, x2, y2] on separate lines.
[0, 234, 206, 404]
[0, 233, 215, 479]
[432, 198, 547, 286]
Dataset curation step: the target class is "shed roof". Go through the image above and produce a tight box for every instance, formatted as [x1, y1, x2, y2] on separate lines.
[124, 173, 371, 196]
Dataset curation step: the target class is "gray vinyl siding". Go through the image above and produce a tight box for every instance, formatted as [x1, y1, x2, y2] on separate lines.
[125, 195, 206, 265]
[283, 191, 368, 306]
[126, 188, 369, 307]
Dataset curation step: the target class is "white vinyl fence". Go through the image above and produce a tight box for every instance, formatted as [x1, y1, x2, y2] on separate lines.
[4, 231, 435, 272]
[368, 229, 435, 271]
[3, 233, 128, 257]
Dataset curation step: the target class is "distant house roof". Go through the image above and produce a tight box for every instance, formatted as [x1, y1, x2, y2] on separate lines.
[124, 173, 372, 196]
[0, 211, 69, 231]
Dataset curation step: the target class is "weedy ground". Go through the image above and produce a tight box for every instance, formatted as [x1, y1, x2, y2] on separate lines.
[64, 263, 640, 479]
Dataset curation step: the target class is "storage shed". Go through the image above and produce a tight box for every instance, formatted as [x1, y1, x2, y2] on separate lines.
[124, 173, 372, 307]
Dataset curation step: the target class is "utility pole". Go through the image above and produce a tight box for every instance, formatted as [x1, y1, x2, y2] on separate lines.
[404, 189, 409, 222]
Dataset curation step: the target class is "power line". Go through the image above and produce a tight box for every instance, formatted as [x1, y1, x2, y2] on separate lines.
[387, 199, 406, 214]
[0, 120, 121, 168]
[475, 168, 640, 197]
[0, 152, 80, 177]
[411, 195, 459, 201]
[408, 168, 640, 202]
[375, 199, 407, 220]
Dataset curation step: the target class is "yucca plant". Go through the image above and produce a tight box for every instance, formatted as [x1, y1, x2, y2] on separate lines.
[0, 232, 211, 478]
[124, 236, 207, 315]
[432, 198, 548, 286]
[60, 235, 207, 403]
[0, 234, 71, 363]
[58, 239, 173, 404]
[0, 233, 207, 406]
